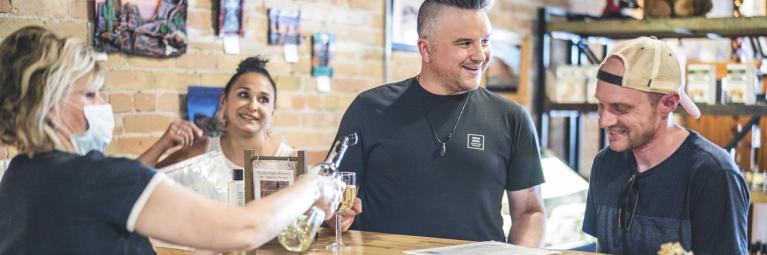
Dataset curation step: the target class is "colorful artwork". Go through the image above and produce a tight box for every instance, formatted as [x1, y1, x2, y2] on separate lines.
[486, 31, 523, 92]
[311, 33, 335, 77]
[486, 44, 521, 92]
[391, 0, 423, 51]
[186, 86, 224, 137]
[267, 8, 301, 45]
[94, 0, 188, 57]
[218, 0, 243, 36]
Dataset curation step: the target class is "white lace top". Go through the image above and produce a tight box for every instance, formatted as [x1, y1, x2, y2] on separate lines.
[204, 136, 296, 170]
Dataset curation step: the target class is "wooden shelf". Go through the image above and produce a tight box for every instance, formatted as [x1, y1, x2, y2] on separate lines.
[695, 104, 767, 116]
[753, 190, 767, 203]
[544, 102, 767, 116]
[547, 16, 767, 39]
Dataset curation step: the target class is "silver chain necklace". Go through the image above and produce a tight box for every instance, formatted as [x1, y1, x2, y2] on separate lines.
[418, 76, 472, 156]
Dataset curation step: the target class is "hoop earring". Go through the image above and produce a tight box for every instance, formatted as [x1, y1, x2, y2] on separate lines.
[222, 112, 229, 128]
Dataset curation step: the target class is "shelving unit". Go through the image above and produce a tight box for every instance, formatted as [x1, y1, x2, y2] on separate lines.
[546, 16, 767, 39]
[534, 7, 767, 172]
[545, 102, 767, 116]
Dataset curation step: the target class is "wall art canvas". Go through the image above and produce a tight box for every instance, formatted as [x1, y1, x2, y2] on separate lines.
[187, 86, 224, 137]
[486, 31, 522, 92]
[218, 0, 243, 36]
[94, 0, 188, 57]
[311, 33, 335, 77]
[267, 8, 301, 45]
[391, 0, 422, 51]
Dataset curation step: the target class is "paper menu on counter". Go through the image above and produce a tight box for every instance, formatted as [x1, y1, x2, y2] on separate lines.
[403, 241, 560, 255]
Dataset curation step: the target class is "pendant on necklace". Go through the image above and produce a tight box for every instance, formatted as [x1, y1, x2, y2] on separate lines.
[440, 143, 447, 156]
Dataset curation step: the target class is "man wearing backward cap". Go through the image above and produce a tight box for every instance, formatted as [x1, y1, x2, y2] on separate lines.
[581, 36, 750, 254]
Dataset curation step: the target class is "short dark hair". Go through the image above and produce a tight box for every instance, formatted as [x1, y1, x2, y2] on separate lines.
[647, 92, 664, 107]
[417, 0, 491, 38]
[223, 56, 277, 105]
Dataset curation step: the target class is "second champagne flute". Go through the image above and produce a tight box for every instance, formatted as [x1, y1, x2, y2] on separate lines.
[327, 171, 357, 250]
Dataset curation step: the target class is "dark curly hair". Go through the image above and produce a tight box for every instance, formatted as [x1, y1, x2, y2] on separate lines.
[223, 56, 277, 105]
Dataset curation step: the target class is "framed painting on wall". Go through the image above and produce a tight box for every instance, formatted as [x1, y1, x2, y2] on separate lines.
[486, 30, 523, 93]
[93, 0, 188, 57]
[187, 86, 224, 137]
[267, 8, 301, 45]
[311, 33, 336, 77]
[390, 0, 423, 52]
[218, 0, 244, 36]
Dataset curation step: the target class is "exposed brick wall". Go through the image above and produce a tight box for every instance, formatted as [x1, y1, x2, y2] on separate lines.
[0, 0, 568, 163]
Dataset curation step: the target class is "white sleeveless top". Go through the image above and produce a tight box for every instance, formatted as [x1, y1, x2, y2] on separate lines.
[204, 136, 296, 170]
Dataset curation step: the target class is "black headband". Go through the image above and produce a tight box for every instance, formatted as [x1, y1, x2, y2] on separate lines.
[597, 70, 623, 86]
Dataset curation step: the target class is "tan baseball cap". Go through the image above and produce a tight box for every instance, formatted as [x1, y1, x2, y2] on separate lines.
[596, 36, 701, 119]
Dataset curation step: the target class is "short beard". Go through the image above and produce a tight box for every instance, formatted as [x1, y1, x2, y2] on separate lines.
[627, 111, 660, 151]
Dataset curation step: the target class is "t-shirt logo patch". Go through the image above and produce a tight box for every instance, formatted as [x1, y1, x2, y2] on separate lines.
[467, 134, 484, 150]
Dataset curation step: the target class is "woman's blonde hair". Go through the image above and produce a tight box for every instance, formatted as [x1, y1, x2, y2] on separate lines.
[0, 26, 106, 155]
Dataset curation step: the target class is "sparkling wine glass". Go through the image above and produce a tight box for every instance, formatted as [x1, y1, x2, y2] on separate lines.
[327, 171, 357, 250]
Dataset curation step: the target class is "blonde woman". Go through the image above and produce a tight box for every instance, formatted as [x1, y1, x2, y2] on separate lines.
[0, 26, 344, 254]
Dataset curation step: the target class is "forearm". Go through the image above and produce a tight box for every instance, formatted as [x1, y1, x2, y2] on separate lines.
[507, 210, 545, 247]
[136, 139, 172, 167]
[136, 178, 319, 252]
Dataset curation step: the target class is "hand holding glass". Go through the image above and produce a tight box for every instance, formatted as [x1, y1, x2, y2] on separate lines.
[327, 171, 357, 250]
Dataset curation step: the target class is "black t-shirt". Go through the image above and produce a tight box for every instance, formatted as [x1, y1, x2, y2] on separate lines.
[582, 131, 750, 255]
[0, 150, 159, 254]
[335, 77, 545, 241]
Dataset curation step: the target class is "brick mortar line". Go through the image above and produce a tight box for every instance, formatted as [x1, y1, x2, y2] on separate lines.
[0, 15, 88, 23]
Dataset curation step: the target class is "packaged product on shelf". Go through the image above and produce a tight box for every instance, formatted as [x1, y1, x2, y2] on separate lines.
[228, 169, 245, 207]
[583, 65, 599, 104]
[752, 125, 763, 191]
[552, 65, 587, 103]
[763, 171, 767, 191]
[686, 64, 717, 105]
[753, 171, 765, 191]
[722, 63, 760, 105]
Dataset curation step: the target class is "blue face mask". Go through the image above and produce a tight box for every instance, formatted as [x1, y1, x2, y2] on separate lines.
[70, 104, 115, 155]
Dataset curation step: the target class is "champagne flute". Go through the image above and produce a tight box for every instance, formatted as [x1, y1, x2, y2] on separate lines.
[327, 171, 357, 250]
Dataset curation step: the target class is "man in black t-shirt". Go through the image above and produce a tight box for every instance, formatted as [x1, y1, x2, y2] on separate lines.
[582, 37, 750, 254]
[333, 0, 546, 245]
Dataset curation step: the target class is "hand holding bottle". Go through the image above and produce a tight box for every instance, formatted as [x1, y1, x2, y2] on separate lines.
[299, 174, 345, 220]
[278, 133, 357, 252]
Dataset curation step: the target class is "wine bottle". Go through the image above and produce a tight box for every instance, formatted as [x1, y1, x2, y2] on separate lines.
[277, 133, 358, 252]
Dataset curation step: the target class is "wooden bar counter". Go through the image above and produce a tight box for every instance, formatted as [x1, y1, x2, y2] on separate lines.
[752, 190, 767, 203]
[154, 228, 600, 255]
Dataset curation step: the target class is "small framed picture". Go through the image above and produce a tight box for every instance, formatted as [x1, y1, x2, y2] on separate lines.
[244, 151, 307, 201]
[390, 0, 423, 52]
[218, 0, 243, 36]
[267, 8, 301, 45]
[93, 0, 188, 57]
[486, 30, 523, 93]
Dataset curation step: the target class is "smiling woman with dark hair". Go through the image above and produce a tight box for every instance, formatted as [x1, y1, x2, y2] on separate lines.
[142, 56, 293, 169]
[140, 56, 363, 232]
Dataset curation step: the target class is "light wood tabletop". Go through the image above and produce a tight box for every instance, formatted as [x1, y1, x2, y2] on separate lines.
[752, 190, 767, 203]
[154, 228, 600, 255]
